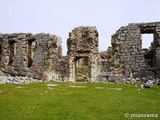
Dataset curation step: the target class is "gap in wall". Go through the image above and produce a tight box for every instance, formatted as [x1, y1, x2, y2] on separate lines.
[142, 34, 153, 49]
[142, 34, 154, 67]
[75, 57, 89, 82]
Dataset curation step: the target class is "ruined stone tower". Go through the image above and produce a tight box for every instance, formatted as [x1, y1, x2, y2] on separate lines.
[67, 26, 100, 82]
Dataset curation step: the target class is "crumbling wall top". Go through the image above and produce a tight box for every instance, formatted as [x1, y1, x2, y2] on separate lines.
[67, 26, 98, 54]
[0, 33, 62, 80]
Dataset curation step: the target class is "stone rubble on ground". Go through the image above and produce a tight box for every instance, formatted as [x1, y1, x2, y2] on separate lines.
[0, 76, 42, 84]
[107, 88, 122, 91]
[95, 87, 104, 89]
[69, 85, 87, 88]
[0, 74, 159, 88]
[113, 76, 160, 87]
[46, 84, 57, 87]
[143, 80, 154, 88]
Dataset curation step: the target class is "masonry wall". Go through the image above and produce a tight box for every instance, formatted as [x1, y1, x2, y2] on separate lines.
[67, 26, 100, 82]
[103, 22, 160, 79]
[0, 33, 62, 80]
[0, 22, 160, 82]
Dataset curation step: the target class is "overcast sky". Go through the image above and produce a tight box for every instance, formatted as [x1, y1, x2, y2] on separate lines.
[0, 0, 160, 55]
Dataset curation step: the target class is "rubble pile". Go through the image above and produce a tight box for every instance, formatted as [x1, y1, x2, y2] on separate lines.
[0, 76, 42, 84]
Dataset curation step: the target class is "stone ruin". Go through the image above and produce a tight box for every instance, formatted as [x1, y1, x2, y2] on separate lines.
[67, 27, 100, 82]
[103, 22, 160, 79]
[0, 33, 62, 81]
[0, 21, 160, 84]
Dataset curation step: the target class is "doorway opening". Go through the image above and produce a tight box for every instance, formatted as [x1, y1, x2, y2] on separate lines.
[8, 40, 16, 66]
[28, 40, 35, 67]
[75, 57, 89, 82]
[141, 34, 154, 67]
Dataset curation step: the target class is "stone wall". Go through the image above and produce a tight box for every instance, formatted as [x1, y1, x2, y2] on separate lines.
[0, 33, 62, 81]
[0, 21, 160, 83]
[67, 26, 100, 82]
[101, 22, 160, 79]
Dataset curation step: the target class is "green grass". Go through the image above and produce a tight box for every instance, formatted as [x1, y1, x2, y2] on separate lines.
[0, 82, 159, 120]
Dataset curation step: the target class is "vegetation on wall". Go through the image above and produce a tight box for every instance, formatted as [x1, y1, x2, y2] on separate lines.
[76, 65, 89, 82]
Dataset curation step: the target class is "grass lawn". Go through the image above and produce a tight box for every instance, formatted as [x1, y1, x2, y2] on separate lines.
[0, 82, 159, 120]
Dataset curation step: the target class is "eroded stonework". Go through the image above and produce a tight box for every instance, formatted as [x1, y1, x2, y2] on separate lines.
[101, 22, 160, 80]
[0, 33, 62, 81]
[0, 22, 160, 83]
[67, 26, 100, 82]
